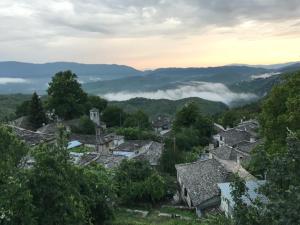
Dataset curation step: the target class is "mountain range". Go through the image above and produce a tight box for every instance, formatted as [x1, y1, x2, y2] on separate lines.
[0, 61, 299, 106]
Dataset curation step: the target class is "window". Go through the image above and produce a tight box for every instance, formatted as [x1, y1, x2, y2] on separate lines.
[184, 188, 187, 197]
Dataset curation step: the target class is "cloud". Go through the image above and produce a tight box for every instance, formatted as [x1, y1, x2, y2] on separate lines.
[1, 0, 300, 39]
[251, 72, 281, 79]
[0, 77, 29, 84]
[1, 1, 300, 68]
[103, 81, 257, 105]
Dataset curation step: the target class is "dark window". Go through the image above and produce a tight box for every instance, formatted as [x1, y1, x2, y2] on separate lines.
[184, 188, 187, 197]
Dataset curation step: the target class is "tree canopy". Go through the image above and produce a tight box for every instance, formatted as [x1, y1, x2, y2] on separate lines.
[102, 105, 126, 127]
[47, 70, 87, 120]
[28, 92, 47, 129]
[114, 160, 166, 204]
[260, 71, 300, 155]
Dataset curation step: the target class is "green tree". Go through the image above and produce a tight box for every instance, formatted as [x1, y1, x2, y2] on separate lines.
[85, 95, 107, 114]
[28, 92, 47, 129]
[145, 171, 166, 203]
[222, 110, 239, 128]
[102, 106, 126, 127]
[124, 110, 151, 130]
[116, 127, 159, 141]
[28, 134, 86, 225]
[0, 125, 36, 225]
[263, 133, 300, 225]
[79, 163, 115, 224]
[160, 137, 184, 175]
[260, 72, 300, 155]
[173, 102, 199, 131]
[47, 70, 87, 120]
[15, 100, 31, 117]
[114, 160, 166, 204]
[72, 115, 95, 135]
[230, 175, 264, 225]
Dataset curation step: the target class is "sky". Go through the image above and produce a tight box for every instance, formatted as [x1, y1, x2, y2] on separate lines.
[1, 0, 300, 69]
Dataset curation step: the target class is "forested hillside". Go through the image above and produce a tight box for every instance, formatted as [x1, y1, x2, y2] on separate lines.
[111, 97, 228, 118]
[0, 94, 31, 121]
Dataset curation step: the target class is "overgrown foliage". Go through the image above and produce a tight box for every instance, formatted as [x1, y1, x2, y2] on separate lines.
[160, 102, 213, 174]
[0, 125, 115, 225]
[123, 110, 151, 130]
[116, 127, 159, 141]
[114, 160, 166, 204]
[260, 71, 300, 155]
[28, 92, 47, 129]
[71, 115, 96, 135]
[102, 105, 127, 127]
[0, 125, 36, 225]
[230, 71, 300, 225]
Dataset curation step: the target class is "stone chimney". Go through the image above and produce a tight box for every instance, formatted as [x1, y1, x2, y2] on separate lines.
[250, 137, 256, 143]
[208, 152, 213, 159]
[237, 155, 243, 165]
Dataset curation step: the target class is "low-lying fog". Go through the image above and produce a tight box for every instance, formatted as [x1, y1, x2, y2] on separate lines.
[103, 81, 257, 105]
[0, 77, 29, 84]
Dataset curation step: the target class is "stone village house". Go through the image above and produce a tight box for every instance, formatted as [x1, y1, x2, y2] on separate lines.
[175, 120, 260, 217]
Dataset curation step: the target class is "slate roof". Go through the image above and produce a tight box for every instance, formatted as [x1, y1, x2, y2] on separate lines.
[95, 154, 125, 168]
[236, 120, 259, 132]
[220, 129, 251, 147]
[10, 126, 55, 146]
[175, 159, 230, 207]
[70, 133, 123, 145]
[77, 152, 100, 166]
[134, 141, 163, 166]
[212, 145, 237, 161]
[114, 140, 151, 152]
[235, 140, 262, 155]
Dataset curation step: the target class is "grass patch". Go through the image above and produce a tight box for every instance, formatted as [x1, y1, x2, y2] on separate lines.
[160, 206, 197, 219]
[106, 208, 203, 225]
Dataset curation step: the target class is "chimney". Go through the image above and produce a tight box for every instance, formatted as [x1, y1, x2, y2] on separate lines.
[250, 137, 255, 143]
[208, 152, 213, 159]
[209, 143, 214, 151]
[237, 155, 243, 165]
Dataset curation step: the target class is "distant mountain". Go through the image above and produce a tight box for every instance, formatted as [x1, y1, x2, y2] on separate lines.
[84, 66, 270, 94]
[110, 97, 228, 118]
[0, 61, 142, 78]
[229, 61, 300, 70]
[229, 74, 283, 97]
[229, 66, 300, 98]
[279, 62, 300, 73]
[0, 61, 142, 94]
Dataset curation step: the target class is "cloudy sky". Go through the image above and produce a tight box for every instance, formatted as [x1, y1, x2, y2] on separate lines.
[1, 0, 300, 69]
